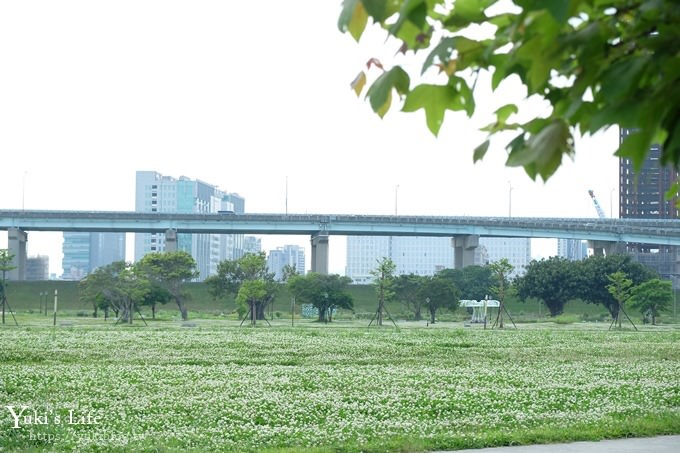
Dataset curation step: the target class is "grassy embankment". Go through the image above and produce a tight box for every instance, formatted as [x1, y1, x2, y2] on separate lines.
[4, 280, 662, 325]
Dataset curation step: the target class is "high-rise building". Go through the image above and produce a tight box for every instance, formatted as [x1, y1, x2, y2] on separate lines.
[61, 232, 126, 280]
[478, 237, 531, 278]
[26, 255, 49, 280]
[345, 236, 530, 283]
[134, 171, 245, 279]
[619, 128, 679, 287]
[243, 236, 262, 255]
[557, 239, 588, 261]
[267, 245, 306, 281]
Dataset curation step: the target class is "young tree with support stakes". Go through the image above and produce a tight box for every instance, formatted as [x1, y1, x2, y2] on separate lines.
[369, 257, 397, 327]
[489, 258, 515, 329]
[0, 249, 19, 326]
[606, 271, 637, 330]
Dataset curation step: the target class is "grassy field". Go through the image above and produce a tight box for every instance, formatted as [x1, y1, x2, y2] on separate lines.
[0, 318, 678, 452]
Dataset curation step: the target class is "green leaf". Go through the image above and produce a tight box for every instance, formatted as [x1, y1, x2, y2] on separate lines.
[402, 83, 465, 135]
[338, 0, 368, 41]
[361, 0, 401, 22]
[473, 139, 490, 162]
[495, 104, 518, 124]
[443, 0, 493, 28]
[350, 71, 367, 97]
[544, 0, 571, 24]
[422, 37, 456, 75]
[616, 128, 655, 172]
[389, 0, 427, 37]
[366, 66, 410, 117]
[600, 56, 650, 102]
[506, 120, 573, 181]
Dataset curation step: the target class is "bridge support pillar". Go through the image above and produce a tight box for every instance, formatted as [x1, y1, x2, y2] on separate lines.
[310, 232, 329, 274]
[165, 229, 178, 253]
[588, 240, 626, 256]
[453, 235, 479, 269]
[7, 228, 27, 281]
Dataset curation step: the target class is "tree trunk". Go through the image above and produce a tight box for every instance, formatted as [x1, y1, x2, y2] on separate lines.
[104, 306, 109, 321]
[256, 302, 266, 320]
[414, 305, 422, 321]
[429, 307, 436, 324]
[251, 301, 257, 326]
[176, 297, 188, 321]
[499, 302, 504, 329]
[152, 303, 156, 320]
[93, 305, 98, 318]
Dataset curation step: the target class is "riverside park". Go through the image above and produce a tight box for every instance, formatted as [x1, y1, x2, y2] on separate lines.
[0, 282, 679, 452]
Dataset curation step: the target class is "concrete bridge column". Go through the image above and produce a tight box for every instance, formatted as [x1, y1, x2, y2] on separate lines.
[588, 240, 626, 256]
[310, 232, 329, 274]
[165, 229, 178, 253]
[7, 228, 27, 281]
[453, 235, 479, 269]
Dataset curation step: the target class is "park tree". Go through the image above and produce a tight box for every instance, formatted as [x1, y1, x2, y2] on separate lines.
[515, 256, 579, 316]
[575, 254, 657, 317]
[139, 282, 172, 320]
[287, 273, 353, 323]
[370, 257, 397, 326]
[629, 278, 673, 325]
[281, 264, 299, 282]
[438, 265, 495, 300]
[135, 251, 198, 321]
[392, 273, 427, 320]
[236, 279, 268, 326]
[606, 271, 634, 328]
[338, 1, 680, 183]
[79, 261, 150, 324]
[489, 258, 514, 328]
[420, 274, 460, 324]
[204, 252, 278, 320]
[0, 249, 17, 325]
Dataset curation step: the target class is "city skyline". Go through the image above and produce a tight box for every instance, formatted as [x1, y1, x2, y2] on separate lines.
[0, 2, 621, 276]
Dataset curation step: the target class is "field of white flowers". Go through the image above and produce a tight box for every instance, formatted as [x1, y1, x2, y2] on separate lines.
[1, 325, 678, 452]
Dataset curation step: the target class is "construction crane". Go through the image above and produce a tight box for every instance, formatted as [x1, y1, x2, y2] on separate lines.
[588, 189, 607, 219]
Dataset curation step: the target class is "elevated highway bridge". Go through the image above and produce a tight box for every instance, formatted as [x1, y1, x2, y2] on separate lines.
[1, 210, 678, 279]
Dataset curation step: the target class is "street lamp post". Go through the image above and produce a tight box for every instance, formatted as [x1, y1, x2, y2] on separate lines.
[394, 184, 399, 215]
[508, 181, 513, 217]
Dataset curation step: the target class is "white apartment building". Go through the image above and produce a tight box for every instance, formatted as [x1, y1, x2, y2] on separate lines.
[134, 171, 245, 279]
[346, 236, 531, 283]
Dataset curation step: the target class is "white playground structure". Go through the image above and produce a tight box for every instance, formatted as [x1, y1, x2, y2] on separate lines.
[459, 299, 500, 323]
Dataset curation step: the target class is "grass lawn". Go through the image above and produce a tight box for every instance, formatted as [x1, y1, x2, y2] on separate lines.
[1, 318, 679, 452]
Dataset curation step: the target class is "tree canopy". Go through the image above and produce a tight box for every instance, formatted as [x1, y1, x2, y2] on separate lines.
[515, 256, 579, 316]
[339, 0, 680, 181]
[204, 252, 278, 321]
[629, 278, 673, 325]
[136, 251, 199, 321]
[287, 273, 354, 323]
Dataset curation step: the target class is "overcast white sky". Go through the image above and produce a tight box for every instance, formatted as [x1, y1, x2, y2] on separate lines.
[0, 1, 619, 276]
